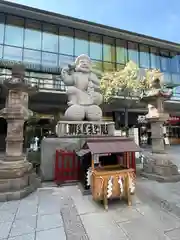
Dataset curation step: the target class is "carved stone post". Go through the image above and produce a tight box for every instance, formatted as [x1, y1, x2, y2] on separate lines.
[147, 97, 169, 154]
[0, 64, 41, 201]
[150, 120, 165, 154]
[141, 91, 180, 182]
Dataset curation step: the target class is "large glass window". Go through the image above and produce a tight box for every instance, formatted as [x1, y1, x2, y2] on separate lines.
[170, 52, 180, 73]
[75, 30, 88, 56]
[23, 49, 41, 64]
[103, 62, 116, 72]
[42, 24, 58, 53]
[139, 44, 150, 68]
[160, 50, 170, 72]
[3, 46, 23, 61]
[116, 64, 125, 71]
[127, 42, 139, 64]
[91, 60, 103, 72]
[0, 45, 2, 58]
[5, 16, 24, 47]
[24, 19, 42, 50]
[150, 47, 160, 69]
[89, 34, 102, 60]
[59, 27, 74, 55]
[163, 72, 171, 84]
[0, 13, 5, 44]
[116, 39, 127, 64]
[172, 73, 180, 85]
[42, 52, 58, 67]
[59, 54, 74, 68]
[103, 36, 115, 62]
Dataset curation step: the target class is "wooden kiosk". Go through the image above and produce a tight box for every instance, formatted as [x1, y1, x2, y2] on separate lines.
[77, 137, 140, 210]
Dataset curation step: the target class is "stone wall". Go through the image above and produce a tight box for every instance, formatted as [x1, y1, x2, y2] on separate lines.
[40, 137, 86, 181]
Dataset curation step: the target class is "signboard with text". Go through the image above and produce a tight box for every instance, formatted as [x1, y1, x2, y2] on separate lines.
[167, 116, 180, 123]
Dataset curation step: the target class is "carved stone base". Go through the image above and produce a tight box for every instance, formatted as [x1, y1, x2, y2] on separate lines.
[141, 172, 180, 182]
[141, 152, 180, 182]
[0, 158, 41, 201]
[56, 120, 115, 137]
[150, 121, 165, 154]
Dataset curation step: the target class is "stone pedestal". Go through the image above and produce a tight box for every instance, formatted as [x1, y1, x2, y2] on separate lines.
[0, 157, 40, 201]
[0, 64, 41, 201]
[141, 117, 180, 182]
[150, 120, 165, 154]
[56, 120, 115, 137]
[141, 151, 180, 182]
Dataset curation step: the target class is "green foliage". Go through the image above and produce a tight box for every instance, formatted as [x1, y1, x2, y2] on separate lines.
[100, 61, 160, 102]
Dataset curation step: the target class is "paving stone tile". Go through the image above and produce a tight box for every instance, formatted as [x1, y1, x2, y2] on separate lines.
[9, 216, 36, 237]
[38, 195, 62, 205]
[36, 214, 63, 231]
[0, 201, 20, 213]
[60, 185, 82, 197]
[0, 210, 15, 223]
[120, 217, 168, 240]
[81, 212, 127, 240]
[72, 195, 103, 215]
[20, 199, 38, 206]
[0, 202, 4, 208]
[0, 221, 12, 239]
[37, 204, 61, 215]
[22, 192, 38, 201]
[19, 197, 38, 206]
[62, 209, 88, 240]
[15, 204, 38, 219]
[165, 227, 180, 240]
[131, 195, 142, 206]
[36, 227, 66, 240]
[61, 196, 89, 239]
[136, 205, 180, 231]
[37, 189, 54, 199]
[110, 207, 143, 223]
[8, 233, 35, 240]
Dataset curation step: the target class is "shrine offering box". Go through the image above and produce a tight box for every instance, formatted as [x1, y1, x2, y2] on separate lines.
[91, 165, 135, 210]
[77, 137, 140, 210]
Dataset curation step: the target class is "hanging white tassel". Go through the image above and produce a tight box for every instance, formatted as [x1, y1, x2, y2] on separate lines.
[86, 167, 92, 187]
[129, 173, 135, 194]
[118, 176, 124, 195]
[107, 176, 113, 198]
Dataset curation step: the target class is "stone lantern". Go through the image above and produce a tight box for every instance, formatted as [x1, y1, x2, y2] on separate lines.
[141, 74, 180, 182]
[0, 64, 41, 201]
[142, 90, 170, 153]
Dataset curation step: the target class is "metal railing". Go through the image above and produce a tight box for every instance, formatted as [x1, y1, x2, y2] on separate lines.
[1, 71, 180, 101]
[0, 74, 67, 92]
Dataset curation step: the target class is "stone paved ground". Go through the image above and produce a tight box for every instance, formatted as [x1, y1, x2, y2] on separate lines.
[1, 181, 180, 240]
[137, 177, 180, 217]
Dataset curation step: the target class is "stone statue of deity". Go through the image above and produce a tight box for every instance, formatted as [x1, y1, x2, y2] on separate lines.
[61, 54, 103, 121]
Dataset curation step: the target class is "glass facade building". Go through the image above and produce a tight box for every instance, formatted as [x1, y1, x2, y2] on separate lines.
[0, 2, 180, 93]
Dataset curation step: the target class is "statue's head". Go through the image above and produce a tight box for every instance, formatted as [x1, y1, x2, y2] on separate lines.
[75, 54, 91, 73]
